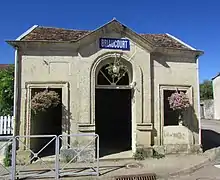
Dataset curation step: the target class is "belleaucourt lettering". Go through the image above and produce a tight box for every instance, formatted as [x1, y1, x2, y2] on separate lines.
[99, 38, 130, 50]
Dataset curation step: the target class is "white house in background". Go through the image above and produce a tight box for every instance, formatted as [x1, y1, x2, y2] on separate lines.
[212, 73, 220, 120]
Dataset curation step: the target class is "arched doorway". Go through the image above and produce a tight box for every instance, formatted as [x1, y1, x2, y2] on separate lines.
[95, 54, 132, 157]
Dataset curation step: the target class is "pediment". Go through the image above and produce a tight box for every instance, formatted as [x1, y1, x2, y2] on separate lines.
[76, 19, 154, 52]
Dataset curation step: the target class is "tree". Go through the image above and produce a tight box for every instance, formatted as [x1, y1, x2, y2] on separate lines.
[200, 80, 213, 100]
[0, 65, 14, 115]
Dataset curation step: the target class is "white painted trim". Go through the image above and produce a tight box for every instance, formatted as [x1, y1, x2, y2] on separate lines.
[16, 25, 38, 40]
[212, 73, 220, 81]
[196, 58, 201, 145]
[13, 24, 38, 135]
[13, 49, 18, 136]
[166, 33, 196, 50]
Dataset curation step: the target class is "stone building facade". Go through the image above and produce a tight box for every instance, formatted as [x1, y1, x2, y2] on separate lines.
[8, 19, 203, 157]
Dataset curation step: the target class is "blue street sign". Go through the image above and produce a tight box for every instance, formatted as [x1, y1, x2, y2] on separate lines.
[99, 38, 130, 51]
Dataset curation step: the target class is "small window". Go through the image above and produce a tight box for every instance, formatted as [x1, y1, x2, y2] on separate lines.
[97, 62, 129, 86]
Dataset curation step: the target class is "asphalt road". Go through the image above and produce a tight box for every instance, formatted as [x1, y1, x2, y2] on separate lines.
[176, 158, 220, 180]
[176, 119, 220, 180]
[201, 119, 220, 133]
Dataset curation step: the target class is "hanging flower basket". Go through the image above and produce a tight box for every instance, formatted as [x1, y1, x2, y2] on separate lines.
[105, 61, 128, 79]
[31, 90, 60, 114]
[168, 90, 190, 125]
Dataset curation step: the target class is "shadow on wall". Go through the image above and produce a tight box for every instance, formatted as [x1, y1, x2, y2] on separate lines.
[201, 129, 220, 151]
[62, 104, 72, 134]
[182, 106, 220, 152]
[183, 105, 199, 134]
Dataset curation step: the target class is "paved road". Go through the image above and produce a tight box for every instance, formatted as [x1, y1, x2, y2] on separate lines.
[201, 119, 220, 152]
[201, 119, 220, 132]
[175, 158, 220, 180]
[175, 119, 220, 180]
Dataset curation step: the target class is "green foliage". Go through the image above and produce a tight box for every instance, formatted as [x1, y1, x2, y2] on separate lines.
[3, 143, 12, 167]
[152, 150, 165, 159]
[133, 148, 153, 160]
[133, 148, 165, 160]
[200, 80, 213, 100]
[133, 148, 146, 160]
[0, 65, 14, 115]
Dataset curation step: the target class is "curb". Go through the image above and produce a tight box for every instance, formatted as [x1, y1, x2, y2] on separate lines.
[166, 147, 220, 178]
[75, 148, 220, 180]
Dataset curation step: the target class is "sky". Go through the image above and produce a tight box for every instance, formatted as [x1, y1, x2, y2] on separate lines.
[0, 0, 218, 82]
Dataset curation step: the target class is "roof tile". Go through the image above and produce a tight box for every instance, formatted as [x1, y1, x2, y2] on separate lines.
[0, 64, 11, 70]
[22, 27, 90, 41]
[140, 34, 188, 49]
[21, 26, 190, 50]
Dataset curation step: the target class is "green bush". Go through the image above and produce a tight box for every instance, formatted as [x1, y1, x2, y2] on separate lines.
[133, 148, 165, 160]
[0, 65, 14, 115]
[152, 150, 165, 159]
[133, 148, 147, 160]
[3, 143, 12, 167]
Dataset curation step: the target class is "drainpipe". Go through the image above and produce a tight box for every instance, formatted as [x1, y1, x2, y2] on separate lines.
[13, 47, 18, 136]
[196, 57, 201, 146]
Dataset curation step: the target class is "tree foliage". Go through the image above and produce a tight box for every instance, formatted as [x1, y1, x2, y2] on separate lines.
[0, 65, 14, 115]
[200, 80, 213, 100]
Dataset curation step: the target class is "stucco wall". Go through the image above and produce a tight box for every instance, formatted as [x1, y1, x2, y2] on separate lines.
[17, 31, 154, 151]
[151, 53, 200, 146]
[16, 30, 200, 150]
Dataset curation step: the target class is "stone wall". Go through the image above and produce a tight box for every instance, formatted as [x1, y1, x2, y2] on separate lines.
[200, 99, 214, 119]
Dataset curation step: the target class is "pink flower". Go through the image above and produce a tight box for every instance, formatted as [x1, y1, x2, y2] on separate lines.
[168, 90, 190, 111]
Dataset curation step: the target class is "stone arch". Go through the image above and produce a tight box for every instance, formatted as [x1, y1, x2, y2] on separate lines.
[95, 54, 133, 86]
[90, 52, 135, 124]
[89, 52, 144, 154]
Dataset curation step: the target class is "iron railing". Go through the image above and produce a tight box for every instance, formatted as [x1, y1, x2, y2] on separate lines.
[0, 134, 99, 179]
